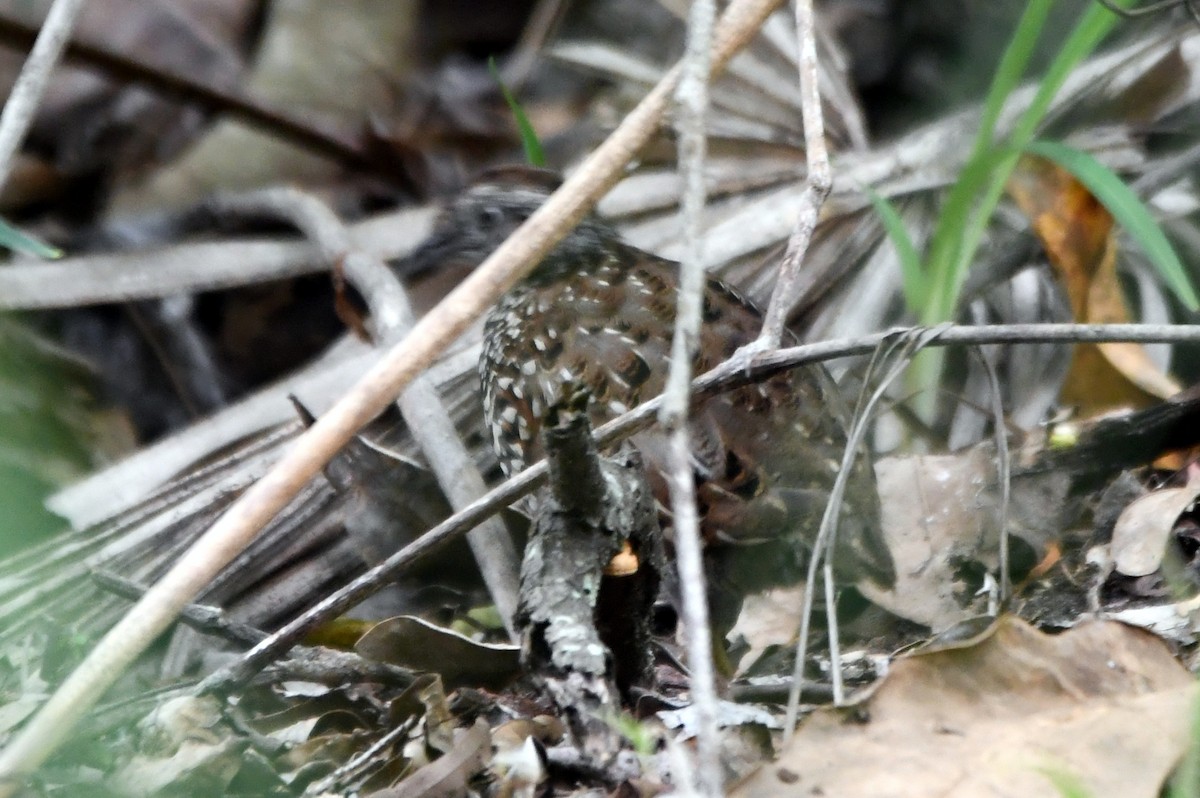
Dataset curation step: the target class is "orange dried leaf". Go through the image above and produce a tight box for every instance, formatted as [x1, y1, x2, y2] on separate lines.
[1008, 156, 1178, 415]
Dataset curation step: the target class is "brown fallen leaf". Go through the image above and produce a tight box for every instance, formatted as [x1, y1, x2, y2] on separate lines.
[1008, 155, 1179, 415]
[732, 617, 1194, 798]
[858, 451, 997, 630]
[1111, 471, 1200, 577]
[369, 718, 490, 798]
[355, 615, 521, 691]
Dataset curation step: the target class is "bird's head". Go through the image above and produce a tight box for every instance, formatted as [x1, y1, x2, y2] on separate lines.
[401, 170, 622, 283]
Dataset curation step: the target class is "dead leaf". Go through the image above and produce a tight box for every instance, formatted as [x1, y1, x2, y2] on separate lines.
[112, 0, 421, 212]
[277, 732, 361, 775]
[1008, 155, 1179, 415]
[728, 586, 805, 675]
[1105, 603, 1196, 645]
[1112, 476, 1200, 577]
[732, 617, 1194, 798]
[418, 675, 456, 757]
[490, 733, 545, 798]
[355, 615, 521, 690]
[0, 0, 260, 189]
[369, 718, 490, 798]
[111, 695, 242, 796]
[858, 452, 995, 629]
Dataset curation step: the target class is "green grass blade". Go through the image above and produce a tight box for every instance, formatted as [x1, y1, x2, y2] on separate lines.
[0, 217, 61, 259]
[919, 0, 1053, 326]
[926, 0, 1135, 328]
[488, 57, 546, 168]
[920, 150, 1007, 325]
[907, 0, 1137, 415]
[1009, 0, 1133, 149]
[974, 0, 1055, 155]
[1036, 765, 1093, 798]
[866, 188, 926, 311]
[1027, 139, 1199, 311]
[1168, 691, 1200, 798]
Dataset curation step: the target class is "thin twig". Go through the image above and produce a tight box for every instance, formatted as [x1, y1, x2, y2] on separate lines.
[198, 462, 546, 694]
[784, 327, 942, 741]
[121, 301, 213, 420]
[976, 346, 1012, 604]
[756, 0, 831, 347]
[823, 560, 842, 704]
[91, 569, 414, 688]
[0, 12, 393, 177]
[307, 716, 418, 795]
[208, 187, 521, 638]
[665, 0, 720, 794]
[503, 0, 568, 89]
[91, 570, 266, 648]
[0, 204, 438, 311]
[0, 1, 789, 781]
[819, 332, 925, 709]
[204, 321, 1200, 697]
[1093, 0, 1200, 23]
[0, 0, 84, 191]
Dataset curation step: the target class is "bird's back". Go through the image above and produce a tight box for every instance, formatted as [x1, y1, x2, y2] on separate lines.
[479, 240, 894, 595]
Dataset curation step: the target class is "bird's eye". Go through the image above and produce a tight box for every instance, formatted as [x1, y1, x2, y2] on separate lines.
[478, 206, 505, 230]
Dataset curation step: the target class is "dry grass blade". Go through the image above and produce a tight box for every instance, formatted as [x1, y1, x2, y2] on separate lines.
[0, 0, 84, 191]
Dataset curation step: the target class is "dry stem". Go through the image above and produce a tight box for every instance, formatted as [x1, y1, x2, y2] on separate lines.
[0, 0, 84, 191]
[665, 0, 720, 793]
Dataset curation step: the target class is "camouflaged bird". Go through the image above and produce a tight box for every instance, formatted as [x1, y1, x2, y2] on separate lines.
[409, 174, 895, 629]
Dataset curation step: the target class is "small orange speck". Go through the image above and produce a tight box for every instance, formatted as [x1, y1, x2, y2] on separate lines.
[604, 540, 639, 576]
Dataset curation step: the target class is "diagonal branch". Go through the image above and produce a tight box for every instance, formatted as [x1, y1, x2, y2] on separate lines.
[0, 0, 84, 192]
[207, 187, 522, 636]
[0, 12, 388, 177]
[0, 0, 791, 784]
[200, 321, 1200, 695]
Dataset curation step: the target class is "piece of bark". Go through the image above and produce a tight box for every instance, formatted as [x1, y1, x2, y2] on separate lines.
[516, 399, 662, 766]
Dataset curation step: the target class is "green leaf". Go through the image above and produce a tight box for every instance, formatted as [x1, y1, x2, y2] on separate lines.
[920, 149, 1008, 326]
[488, 56, 546, 168]
[974, 0, 1055, 155]
[1036, 765, 1093, 798]
[866, 188, 926, 311]
[1010, 0, 1134, 150]
[1027, 139, 1199, 311]
[0, 216, 61, 259]
[919, 0, 1136, 333]
[902, 0, 1136, 418]
[1167, 692, 1200, 798]
[919, 0, 1052, 327]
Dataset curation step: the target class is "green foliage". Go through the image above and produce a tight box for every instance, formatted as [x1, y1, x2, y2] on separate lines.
[488, 57, 546, 168]
[1167, 692, 1200, 798]
[915, 0, 1054, 327]
[0, 216, 61, 259]
[0, 134, 69, 555]
[919, 0, 1136, 326]
[866, 0, 1164, 410]
[0, 321, 88, 552]
[1026, 139, 1199, 310]
[1037, 764, 1093, 798]
[607, 711, 657, 757]
[867, 188, 925, 310]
